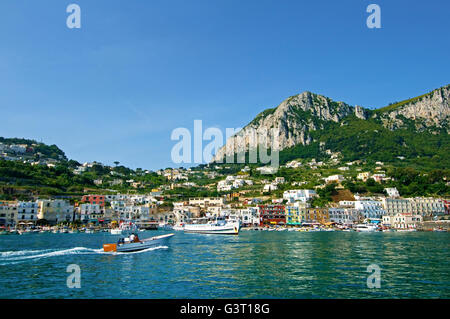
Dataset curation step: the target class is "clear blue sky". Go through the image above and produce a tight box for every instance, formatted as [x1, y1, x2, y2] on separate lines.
[0, 0, 448, 170]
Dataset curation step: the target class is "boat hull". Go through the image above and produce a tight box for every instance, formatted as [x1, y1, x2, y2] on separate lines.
[103, 233, 174, 252]
[184, 223, 240, 235]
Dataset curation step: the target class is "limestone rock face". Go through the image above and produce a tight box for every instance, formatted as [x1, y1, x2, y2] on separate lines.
[211, 84, 449, 163]
[212, 91, 355, 162]
[379, 85, 450, 132]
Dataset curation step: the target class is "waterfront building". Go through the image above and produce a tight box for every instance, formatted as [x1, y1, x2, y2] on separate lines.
[355, 200, 385, 219]
[123, 204, 158, 221]
[444, 200, 450, 215]
[410, 197, 445, 217]
[302, 208, 329, 224]
[81, 195, 105, 207]
[37, 200, 74, 224]
[328, 207, 360, 225]
[0, 201, 18, 227]
[78, 203, 104, 223]
[238, 207, 259, 226]
[382, 213, 423, 229]
[258, 205, 286, 226]
[381, 197, 445, 217]
[15, 201, 38, 225]
[285, 205, 301, 225]
[381, 198, 413, 216]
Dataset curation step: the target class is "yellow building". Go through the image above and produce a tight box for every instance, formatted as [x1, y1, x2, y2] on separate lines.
[37, 200, 74, 224]
[302, 208, 329, 224]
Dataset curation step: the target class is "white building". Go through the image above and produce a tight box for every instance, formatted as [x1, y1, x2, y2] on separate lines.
[283, 189, 317, 203]
[382, 213, 423, 229]
[381, 198, 445, 217]
[0, 202, 17, 227]
[189, 197, 225, 208]
[355, 200, 385, 219]
[325, 175, 345, 184]
[328, 208, 360, 225]
[385, 187, 400, 198]
[78, 204, 104, 222]
[16, 201, 39, 224]
[256, 166, 278, 175]
[9, 144, 27, 153]
[263, 183, 278, 192]
[411, 198, 445, 216]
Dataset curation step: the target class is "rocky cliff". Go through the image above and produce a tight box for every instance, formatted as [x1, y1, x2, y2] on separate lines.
[212, 84, 450, 163]
[376, 84, 450, 133]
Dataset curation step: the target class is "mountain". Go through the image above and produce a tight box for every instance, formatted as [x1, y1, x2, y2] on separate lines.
[212, 84, 450, 168]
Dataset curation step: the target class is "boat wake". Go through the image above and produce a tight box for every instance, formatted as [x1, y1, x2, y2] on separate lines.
[0, 245, 168, 265]
[112, 245, 168, 255]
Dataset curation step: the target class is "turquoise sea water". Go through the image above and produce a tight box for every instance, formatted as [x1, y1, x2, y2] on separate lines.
[0, 230, 449, 299]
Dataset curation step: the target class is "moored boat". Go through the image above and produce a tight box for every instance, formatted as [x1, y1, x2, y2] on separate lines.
[173, 222, 185, 231]
[354, 224, 378, 232]
[184, 217, 240, 235]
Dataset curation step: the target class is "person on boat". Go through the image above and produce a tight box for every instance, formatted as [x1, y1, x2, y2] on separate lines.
[129, 233, 140, 242]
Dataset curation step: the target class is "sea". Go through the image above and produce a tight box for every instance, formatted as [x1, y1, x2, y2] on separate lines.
[0, 230, 449, 298]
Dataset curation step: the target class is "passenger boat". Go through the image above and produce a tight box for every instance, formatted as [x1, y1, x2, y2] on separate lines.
[173, 222, 185, 231]
[184, 217, 240, 235]
[103, 233, 175, 252]
[354, 224, 378, 232]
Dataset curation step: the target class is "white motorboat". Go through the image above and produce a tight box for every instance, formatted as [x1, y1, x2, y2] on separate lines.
[103, 233, 174, 252]
[354, 224, 378, 232]
[184, 218, 240, 235]
[173, 223, 185, 231]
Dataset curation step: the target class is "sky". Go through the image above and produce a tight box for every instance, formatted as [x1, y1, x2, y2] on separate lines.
[0, 0, 449, 170]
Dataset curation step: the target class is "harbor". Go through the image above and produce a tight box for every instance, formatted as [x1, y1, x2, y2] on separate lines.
[0, 230, 449, 299]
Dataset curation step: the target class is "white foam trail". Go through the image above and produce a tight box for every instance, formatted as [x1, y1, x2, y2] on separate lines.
[113, 245, 168, 255]
[0, 249, 53, 258]
[0, 245, 169, 264]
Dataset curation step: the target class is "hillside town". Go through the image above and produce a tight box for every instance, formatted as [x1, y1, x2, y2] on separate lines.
[1, 180, 449, 232]
[1, 138, 449, 233]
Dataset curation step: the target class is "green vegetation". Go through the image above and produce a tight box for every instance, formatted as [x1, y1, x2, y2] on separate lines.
[0, 137, 66, 160]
